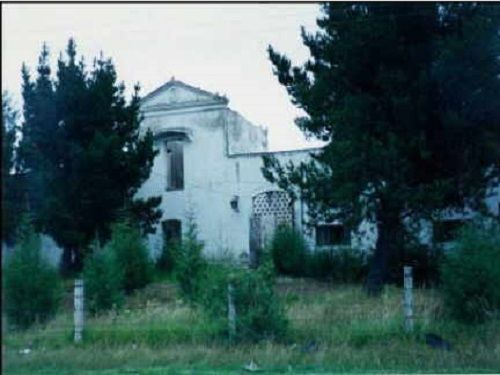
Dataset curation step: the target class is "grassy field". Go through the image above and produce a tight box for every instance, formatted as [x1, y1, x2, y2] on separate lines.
[3, 277, 500, 374]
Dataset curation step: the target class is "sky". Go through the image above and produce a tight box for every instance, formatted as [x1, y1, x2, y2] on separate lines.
[2, 3, 326, 151]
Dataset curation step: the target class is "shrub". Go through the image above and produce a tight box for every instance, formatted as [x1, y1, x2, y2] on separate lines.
[108, 221, 153, 294]
[270, 224, 308, 276]
[83, 241, 124, 314]
[197, 264, 232, 319]
[3, 220, 61, 329]
[199, 259, 287, 342]
[171, 220, 207, 302]
[306, 249, 335, 279]
[331, 246, 368, 283]
[232, 265, 288, 341]
[307, 247, 368, 283]
[441, 220, 500, 323]
[169, 217, 287, 342]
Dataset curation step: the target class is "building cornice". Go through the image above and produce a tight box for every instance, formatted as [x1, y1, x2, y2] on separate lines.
[227, 147, 322, 159]
[142, 103, 227, 117]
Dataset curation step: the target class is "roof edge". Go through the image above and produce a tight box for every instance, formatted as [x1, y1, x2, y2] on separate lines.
[140, 78, 229, 106]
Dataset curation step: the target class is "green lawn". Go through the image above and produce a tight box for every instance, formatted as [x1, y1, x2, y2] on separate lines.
[3, 278, 500, 374]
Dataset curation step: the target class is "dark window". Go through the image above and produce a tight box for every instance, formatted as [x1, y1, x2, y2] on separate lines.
[316, 224, 350, 246]
[162, 219, 182, 245]
[433, 219, 465, 243]
[166, 140, 184, 190]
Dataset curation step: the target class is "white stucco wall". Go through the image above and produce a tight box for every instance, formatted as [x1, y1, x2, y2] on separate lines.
[225, 109, 268, 154]
[136, 80, 318, 260]
[137, 146, 319, 261]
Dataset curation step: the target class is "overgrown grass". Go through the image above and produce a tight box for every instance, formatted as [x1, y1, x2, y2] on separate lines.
[3, 279, 500, 374]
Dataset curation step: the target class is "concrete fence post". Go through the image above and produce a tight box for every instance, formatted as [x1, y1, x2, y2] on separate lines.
[74, 279, 84, 343]
[227, 282, 236, 341]
[403, 266, 414, 333]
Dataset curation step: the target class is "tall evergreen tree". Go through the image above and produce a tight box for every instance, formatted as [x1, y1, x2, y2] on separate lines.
[18, 39, 161, 273]
[2, 92, 24, 244]
[264, 3, 500, 294]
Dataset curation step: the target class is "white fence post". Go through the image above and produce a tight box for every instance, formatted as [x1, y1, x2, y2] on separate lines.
[403, 266, 414, 333]
[227, 282, 236, 341]
[74, 279, 84, 343]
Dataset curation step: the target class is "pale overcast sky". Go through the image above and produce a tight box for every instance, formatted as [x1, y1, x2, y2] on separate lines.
[2, 3, 325, 151]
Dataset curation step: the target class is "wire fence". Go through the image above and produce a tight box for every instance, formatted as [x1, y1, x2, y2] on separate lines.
[3, 267, 446, 346]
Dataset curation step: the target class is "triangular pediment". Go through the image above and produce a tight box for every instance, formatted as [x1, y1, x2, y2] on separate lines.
[141, 79, 228, 111]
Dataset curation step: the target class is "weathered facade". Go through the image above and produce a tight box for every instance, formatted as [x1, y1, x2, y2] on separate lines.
[136, 79, 323, 262]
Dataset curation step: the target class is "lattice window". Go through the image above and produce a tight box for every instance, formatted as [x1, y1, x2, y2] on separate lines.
[252, 191, 293, 224]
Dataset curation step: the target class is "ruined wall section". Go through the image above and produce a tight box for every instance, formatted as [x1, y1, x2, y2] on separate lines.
[225, 109, 268, 155]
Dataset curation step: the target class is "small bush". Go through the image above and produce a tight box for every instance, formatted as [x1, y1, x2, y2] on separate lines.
[441, 220, 500, 323]
[306, 249, 335, 279]
[199, 259, 287, 342]
[108, 221, 153, 294]
[3, 220, 62, 329]
[170, 217, 287, 342]
[332, 247, 368, 283]
[197, 264, 232, 319]
[232, 266, 288, 341]
[307, 247, 368, 283]
[270, 224, 308, 276]
[171, 220, 207, 302]
[83, 241, 124, 314]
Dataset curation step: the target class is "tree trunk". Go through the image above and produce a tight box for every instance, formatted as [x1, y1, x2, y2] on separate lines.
[73, 247, 83, 273]
[60, 246, 83, 276]
[365, 208, 402, 296]
[60, 248, 73, 277]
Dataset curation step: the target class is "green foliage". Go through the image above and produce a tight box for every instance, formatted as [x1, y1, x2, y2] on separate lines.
[196, 264, 232, 320]
[83, 240, 124, 314]
[3, 219, 61, 329]
[198, 261, 288, 342]
[169, 219, 287, 342]
[108, 221, 153, 294]
[265, 3, 500, 289]
[307, 247, 368, 283]
[441, 220, 500, 323]
[171, 220, 207, 303]
[269, 224, 368, 283]
[233, 266, 288, 342]
[18, 39, 161, 273]
[270, 225, 308, 276]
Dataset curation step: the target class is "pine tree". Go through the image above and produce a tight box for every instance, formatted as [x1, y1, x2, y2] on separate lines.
[265, 3, 500, 294]
[2, 92, 24, 244]
[18, 39, 161, 273]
